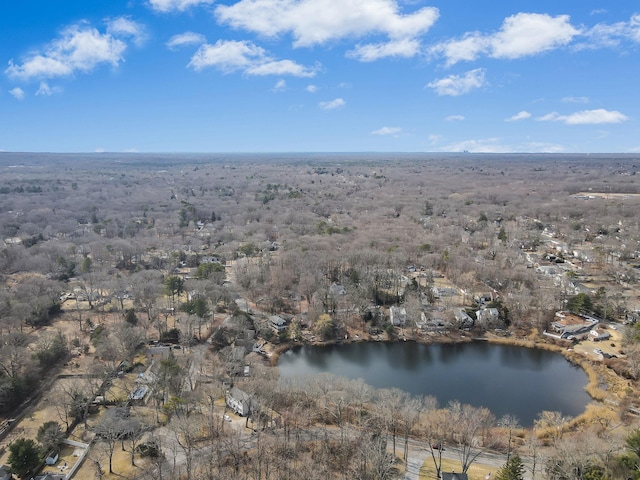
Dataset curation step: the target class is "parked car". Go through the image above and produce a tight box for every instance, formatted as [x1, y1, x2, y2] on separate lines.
[431, 442, 445, 451]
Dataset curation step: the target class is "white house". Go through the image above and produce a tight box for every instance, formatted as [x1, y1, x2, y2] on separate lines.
[454, 309, 474, 328]
[475, 308, 500, 327]
[390, 306, 407, 326]
[269, 315, 287, 333]
[226, 388, 253, 416]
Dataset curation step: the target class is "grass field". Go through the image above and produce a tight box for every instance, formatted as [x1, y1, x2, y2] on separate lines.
[419, 457, 495, 480]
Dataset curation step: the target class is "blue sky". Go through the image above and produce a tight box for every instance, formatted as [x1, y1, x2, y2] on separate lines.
[1, 0, 639, 153]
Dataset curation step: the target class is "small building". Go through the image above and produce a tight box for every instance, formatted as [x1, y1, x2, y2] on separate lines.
[269, 315, 287, 333]
[148, 345, 171, 361]
[329, 283, 347, 296]
[390, 306, 407, 326]
[475, 308, 500, 327]
[45, 451, 59, 465]
[226, 388, 253, 416]
[590, 328, 611, 342]
[454, 309, 474, 328]
[128, 385, 149, 405]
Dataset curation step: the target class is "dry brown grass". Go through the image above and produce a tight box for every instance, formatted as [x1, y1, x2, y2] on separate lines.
[419, 457, 495, 480]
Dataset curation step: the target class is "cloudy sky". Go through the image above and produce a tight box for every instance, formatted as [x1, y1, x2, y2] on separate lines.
[1, 1, 639, 153]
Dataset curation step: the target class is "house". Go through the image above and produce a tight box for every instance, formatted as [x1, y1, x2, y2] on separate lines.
[475, 308, 500, 327]
[200, 256, 220, 264]
[148, 345, 171, 361]
[454, 309, 474, 328]
[590, 328, 611, 342]
[0, 465, 11, 480]
[389, 306, 407, 326]
[442, 473, 469, 480]
[474, 292, 495, 305]
[269, 315, 287, 333]
[226, 388, 253, 416]
[329, 283, 347, 296]
[431, 286, 458, 298]
[551, 311, 598, 338]
[128, 385, 149, 405]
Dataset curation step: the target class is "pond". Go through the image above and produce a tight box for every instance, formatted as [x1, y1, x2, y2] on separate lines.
[277, 341, 591, 425]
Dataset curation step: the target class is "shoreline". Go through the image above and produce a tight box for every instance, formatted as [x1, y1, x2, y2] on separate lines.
[267, 329, 633, 429]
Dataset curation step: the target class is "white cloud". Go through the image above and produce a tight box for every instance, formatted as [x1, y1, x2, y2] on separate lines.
[246, 59, 317, 77]
[319, 98, 345, 110]
[167, 32, 206, 50]
[505, 110, 531, 122]
[189, 40, 264, 72]
[371, 126, 402, 136]
[538, 109, 628, 125]
[491, 13, 580, 59]
[522, 142, 566, 153]
[427, 134, 442, 145]
[148, 0, 214, 13]
[216, 0, 439, 48]
[426, 68, 486, 96]
[306, 84, 318, 93]
[347, 38, 420, 62]
[442, 138, 511, 153]
[272, 79, 286, 91]
[9, 87, 25, 100]
[431, 13, 580, 66]
[445, 115, 464, 122]
[562, 96, 589, 104]
[439, 138, 565, 153]
[188, 40, 317, 77]
[106, 17, 147, 46]
[580, 14, 640, 49]
[35, 81, 59, 96]
[5, 23, 128, 81]
[94, 147, 106, 153]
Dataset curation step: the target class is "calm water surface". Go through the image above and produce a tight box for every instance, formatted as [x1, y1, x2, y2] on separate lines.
[278, 341, 591, 425]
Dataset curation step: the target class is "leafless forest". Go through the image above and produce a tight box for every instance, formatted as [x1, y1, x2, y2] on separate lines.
[1, 152, 640, 480]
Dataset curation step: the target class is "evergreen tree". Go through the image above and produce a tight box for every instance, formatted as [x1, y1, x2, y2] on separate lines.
[8, 438, 41, 479]
[495, 454, 526, 480]
[124, 308, 138, 326]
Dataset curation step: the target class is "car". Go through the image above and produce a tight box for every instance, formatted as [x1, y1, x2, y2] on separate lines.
[431, 443, 445, 451]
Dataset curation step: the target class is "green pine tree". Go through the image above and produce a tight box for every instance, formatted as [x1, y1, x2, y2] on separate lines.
[494, 454, 526, 480]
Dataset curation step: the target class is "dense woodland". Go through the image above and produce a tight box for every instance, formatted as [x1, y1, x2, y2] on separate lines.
[1, 152, 640, 479]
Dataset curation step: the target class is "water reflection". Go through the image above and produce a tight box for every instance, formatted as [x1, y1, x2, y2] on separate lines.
[278, 341, 591, 425]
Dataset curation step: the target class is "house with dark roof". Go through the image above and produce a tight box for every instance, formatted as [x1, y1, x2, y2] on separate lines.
[441, 472, 469, 480]
[269, 315, 287, 333]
